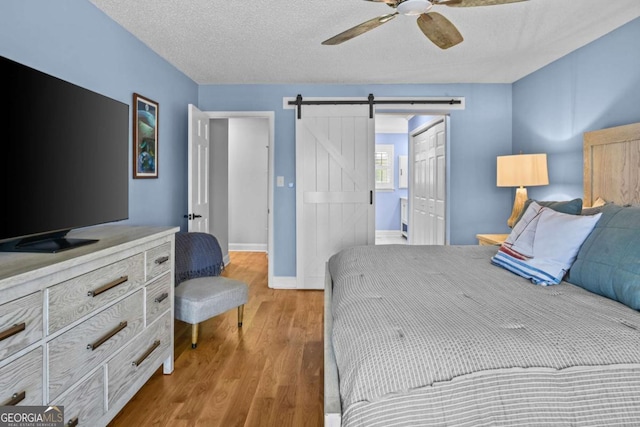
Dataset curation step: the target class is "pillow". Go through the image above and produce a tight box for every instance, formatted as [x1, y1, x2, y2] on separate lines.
[581, 198, 610, 215]
[513, 198, 583, 227]
[567, 204, 640, 310]
[581, 202, 611, 216]
[492, 203, 602, 285]
[501, 201, 545, 258]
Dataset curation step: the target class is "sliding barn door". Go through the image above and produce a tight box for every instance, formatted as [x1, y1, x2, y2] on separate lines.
[296, 105, 374, 289]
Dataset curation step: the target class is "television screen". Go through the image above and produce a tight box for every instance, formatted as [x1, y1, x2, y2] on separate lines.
[0, 56, 129, 252]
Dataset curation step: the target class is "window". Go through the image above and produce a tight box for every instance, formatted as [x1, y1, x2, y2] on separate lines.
[375, 144, 394, 191]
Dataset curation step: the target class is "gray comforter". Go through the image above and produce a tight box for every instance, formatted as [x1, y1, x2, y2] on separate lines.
[328, 245, 640, 426]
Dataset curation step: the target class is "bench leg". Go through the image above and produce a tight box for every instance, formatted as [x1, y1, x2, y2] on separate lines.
[238, 305, 244, 327]
[191, 323, 199, 349]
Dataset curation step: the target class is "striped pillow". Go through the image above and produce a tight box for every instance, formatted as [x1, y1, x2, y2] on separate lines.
[492, 204, 602, 285]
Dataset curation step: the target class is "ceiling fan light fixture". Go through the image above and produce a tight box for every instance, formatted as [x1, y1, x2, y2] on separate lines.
[397, 0, 433, 16]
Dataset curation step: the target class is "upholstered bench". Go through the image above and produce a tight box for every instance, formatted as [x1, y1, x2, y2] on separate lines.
[174, 276, 248, 348]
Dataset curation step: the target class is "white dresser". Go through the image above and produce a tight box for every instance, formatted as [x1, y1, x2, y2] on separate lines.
[0, 225, 178, 426]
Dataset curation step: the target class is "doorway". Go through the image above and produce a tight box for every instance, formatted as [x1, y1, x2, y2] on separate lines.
[374, 114, 446, 246]
[190, 108, 274, 287]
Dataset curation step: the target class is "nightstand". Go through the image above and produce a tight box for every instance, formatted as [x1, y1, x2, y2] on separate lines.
[476, 233, 509, 246]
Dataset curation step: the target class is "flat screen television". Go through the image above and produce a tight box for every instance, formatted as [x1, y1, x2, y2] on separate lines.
[0, 55, 129, 253]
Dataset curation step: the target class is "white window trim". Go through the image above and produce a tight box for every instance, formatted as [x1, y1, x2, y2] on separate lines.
[375, 144, 394, 191]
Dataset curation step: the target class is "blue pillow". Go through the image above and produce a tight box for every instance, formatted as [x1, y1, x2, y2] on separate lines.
[567, 204, 640, 310]
[513, 198, 583, 227]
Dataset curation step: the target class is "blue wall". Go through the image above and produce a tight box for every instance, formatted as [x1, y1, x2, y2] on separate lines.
[375, 133, 408, 231]
[0, 0, 198, 230]
[199, 84, 513, 276]
[9, 3, 634, 279]
[513, 17, 640, 202]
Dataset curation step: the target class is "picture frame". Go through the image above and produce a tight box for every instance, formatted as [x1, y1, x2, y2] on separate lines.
[133, 93, 159, 179]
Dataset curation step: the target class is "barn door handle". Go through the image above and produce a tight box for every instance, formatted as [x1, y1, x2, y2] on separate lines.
[370, 191, 373, 205]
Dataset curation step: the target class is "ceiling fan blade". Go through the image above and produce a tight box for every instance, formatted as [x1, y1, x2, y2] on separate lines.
[435, 0, 528, 7]
[416, 12, 463, 49]
[364, 0, 398, 3]
[322, 13, 398, 45]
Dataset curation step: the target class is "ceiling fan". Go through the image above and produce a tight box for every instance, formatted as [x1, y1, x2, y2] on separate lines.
[322, 0, 528, 50]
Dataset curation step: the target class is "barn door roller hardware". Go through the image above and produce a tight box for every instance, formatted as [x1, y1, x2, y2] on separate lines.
[289, 94, 461, 119]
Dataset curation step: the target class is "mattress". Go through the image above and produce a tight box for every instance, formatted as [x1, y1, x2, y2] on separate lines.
[328, 244, 640, 426]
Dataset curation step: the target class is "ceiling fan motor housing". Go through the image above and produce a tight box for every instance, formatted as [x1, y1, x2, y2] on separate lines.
[397, 0, 433, 16]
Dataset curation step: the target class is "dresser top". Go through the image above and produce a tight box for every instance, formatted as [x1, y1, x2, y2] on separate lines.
[0, 225, 179, 289]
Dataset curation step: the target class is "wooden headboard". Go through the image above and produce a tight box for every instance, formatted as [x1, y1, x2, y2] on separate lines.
[584, 122, 640, 207]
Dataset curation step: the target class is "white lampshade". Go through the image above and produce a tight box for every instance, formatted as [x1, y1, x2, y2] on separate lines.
[497, 153, 549, 188]
[497, 153, 549, 228]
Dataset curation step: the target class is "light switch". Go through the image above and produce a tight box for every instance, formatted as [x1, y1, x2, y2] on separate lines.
[276, 176, 284, 187]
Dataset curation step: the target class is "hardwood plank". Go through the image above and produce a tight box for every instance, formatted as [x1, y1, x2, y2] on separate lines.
[108, 252, 324, 426]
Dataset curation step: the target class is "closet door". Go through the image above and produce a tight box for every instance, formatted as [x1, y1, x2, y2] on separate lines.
[411, 120, 445, 245]
[295, 105, 374, 289]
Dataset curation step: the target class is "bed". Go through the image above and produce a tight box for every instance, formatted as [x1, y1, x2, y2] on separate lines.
[324, 122, 640, 426]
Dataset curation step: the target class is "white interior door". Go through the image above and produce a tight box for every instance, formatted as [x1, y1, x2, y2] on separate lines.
[296, 105, 374, 289]
[411, 120, 445, 245]
[431, 122, 446, 245]
[412, 129, 428, 244]
[187, 104, 210, 233]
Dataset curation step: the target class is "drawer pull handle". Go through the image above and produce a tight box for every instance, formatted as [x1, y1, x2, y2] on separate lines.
[66, 417, 79, 427]
[87, 276, 128, 297]
[3, 390, 26, 406]
[154, 292, 169, 304]
[87, 321, 127, 351]
[0, 322, 26, 342]
[132, 340, 161, 367]
[155, 256, 170, 265]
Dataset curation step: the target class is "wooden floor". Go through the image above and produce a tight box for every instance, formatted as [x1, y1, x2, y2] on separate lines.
[109, 252, 324, 427]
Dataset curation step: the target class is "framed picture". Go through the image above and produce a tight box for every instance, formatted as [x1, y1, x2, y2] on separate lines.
[133, 93, 159, 178]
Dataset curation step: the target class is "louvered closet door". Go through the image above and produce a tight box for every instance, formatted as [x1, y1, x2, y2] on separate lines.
[295, 105, 374, 289]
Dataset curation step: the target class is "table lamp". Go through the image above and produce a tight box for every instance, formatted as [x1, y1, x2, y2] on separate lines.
[497, 153, 549, 228]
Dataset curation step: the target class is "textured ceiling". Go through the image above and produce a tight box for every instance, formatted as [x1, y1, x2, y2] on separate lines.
[89, 0, 640, 85]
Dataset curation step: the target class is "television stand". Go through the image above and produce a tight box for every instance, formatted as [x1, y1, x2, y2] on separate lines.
[0, 225, 178, 426]
[0, 230, 98, 253]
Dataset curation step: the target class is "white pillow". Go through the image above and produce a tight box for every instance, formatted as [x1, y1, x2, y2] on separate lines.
[533, 208, 602, 269]
[492, 206, 602, 285]
[502, 201, 544, 258]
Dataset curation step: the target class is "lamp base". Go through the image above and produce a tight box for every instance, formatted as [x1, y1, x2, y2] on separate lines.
[507, 187, 528, 228]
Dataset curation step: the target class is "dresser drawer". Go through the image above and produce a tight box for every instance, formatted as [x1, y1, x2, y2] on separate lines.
[52, 369, 104, 427]
[145, 274, 171, 326]
[48, 254, 145, 334]
[107, 311, 172, 407]
[0, 348, 43, 406]
[146, 242, 172, 281]
[48, 290, 144, 401]
[0, 292, 43, 361]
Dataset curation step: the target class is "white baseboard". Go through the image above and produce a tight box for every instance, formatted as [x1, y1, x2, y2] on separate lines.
[229, 243, 268, 252]
[375, 230, 402, 238]
[270, 276, 297, 289]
